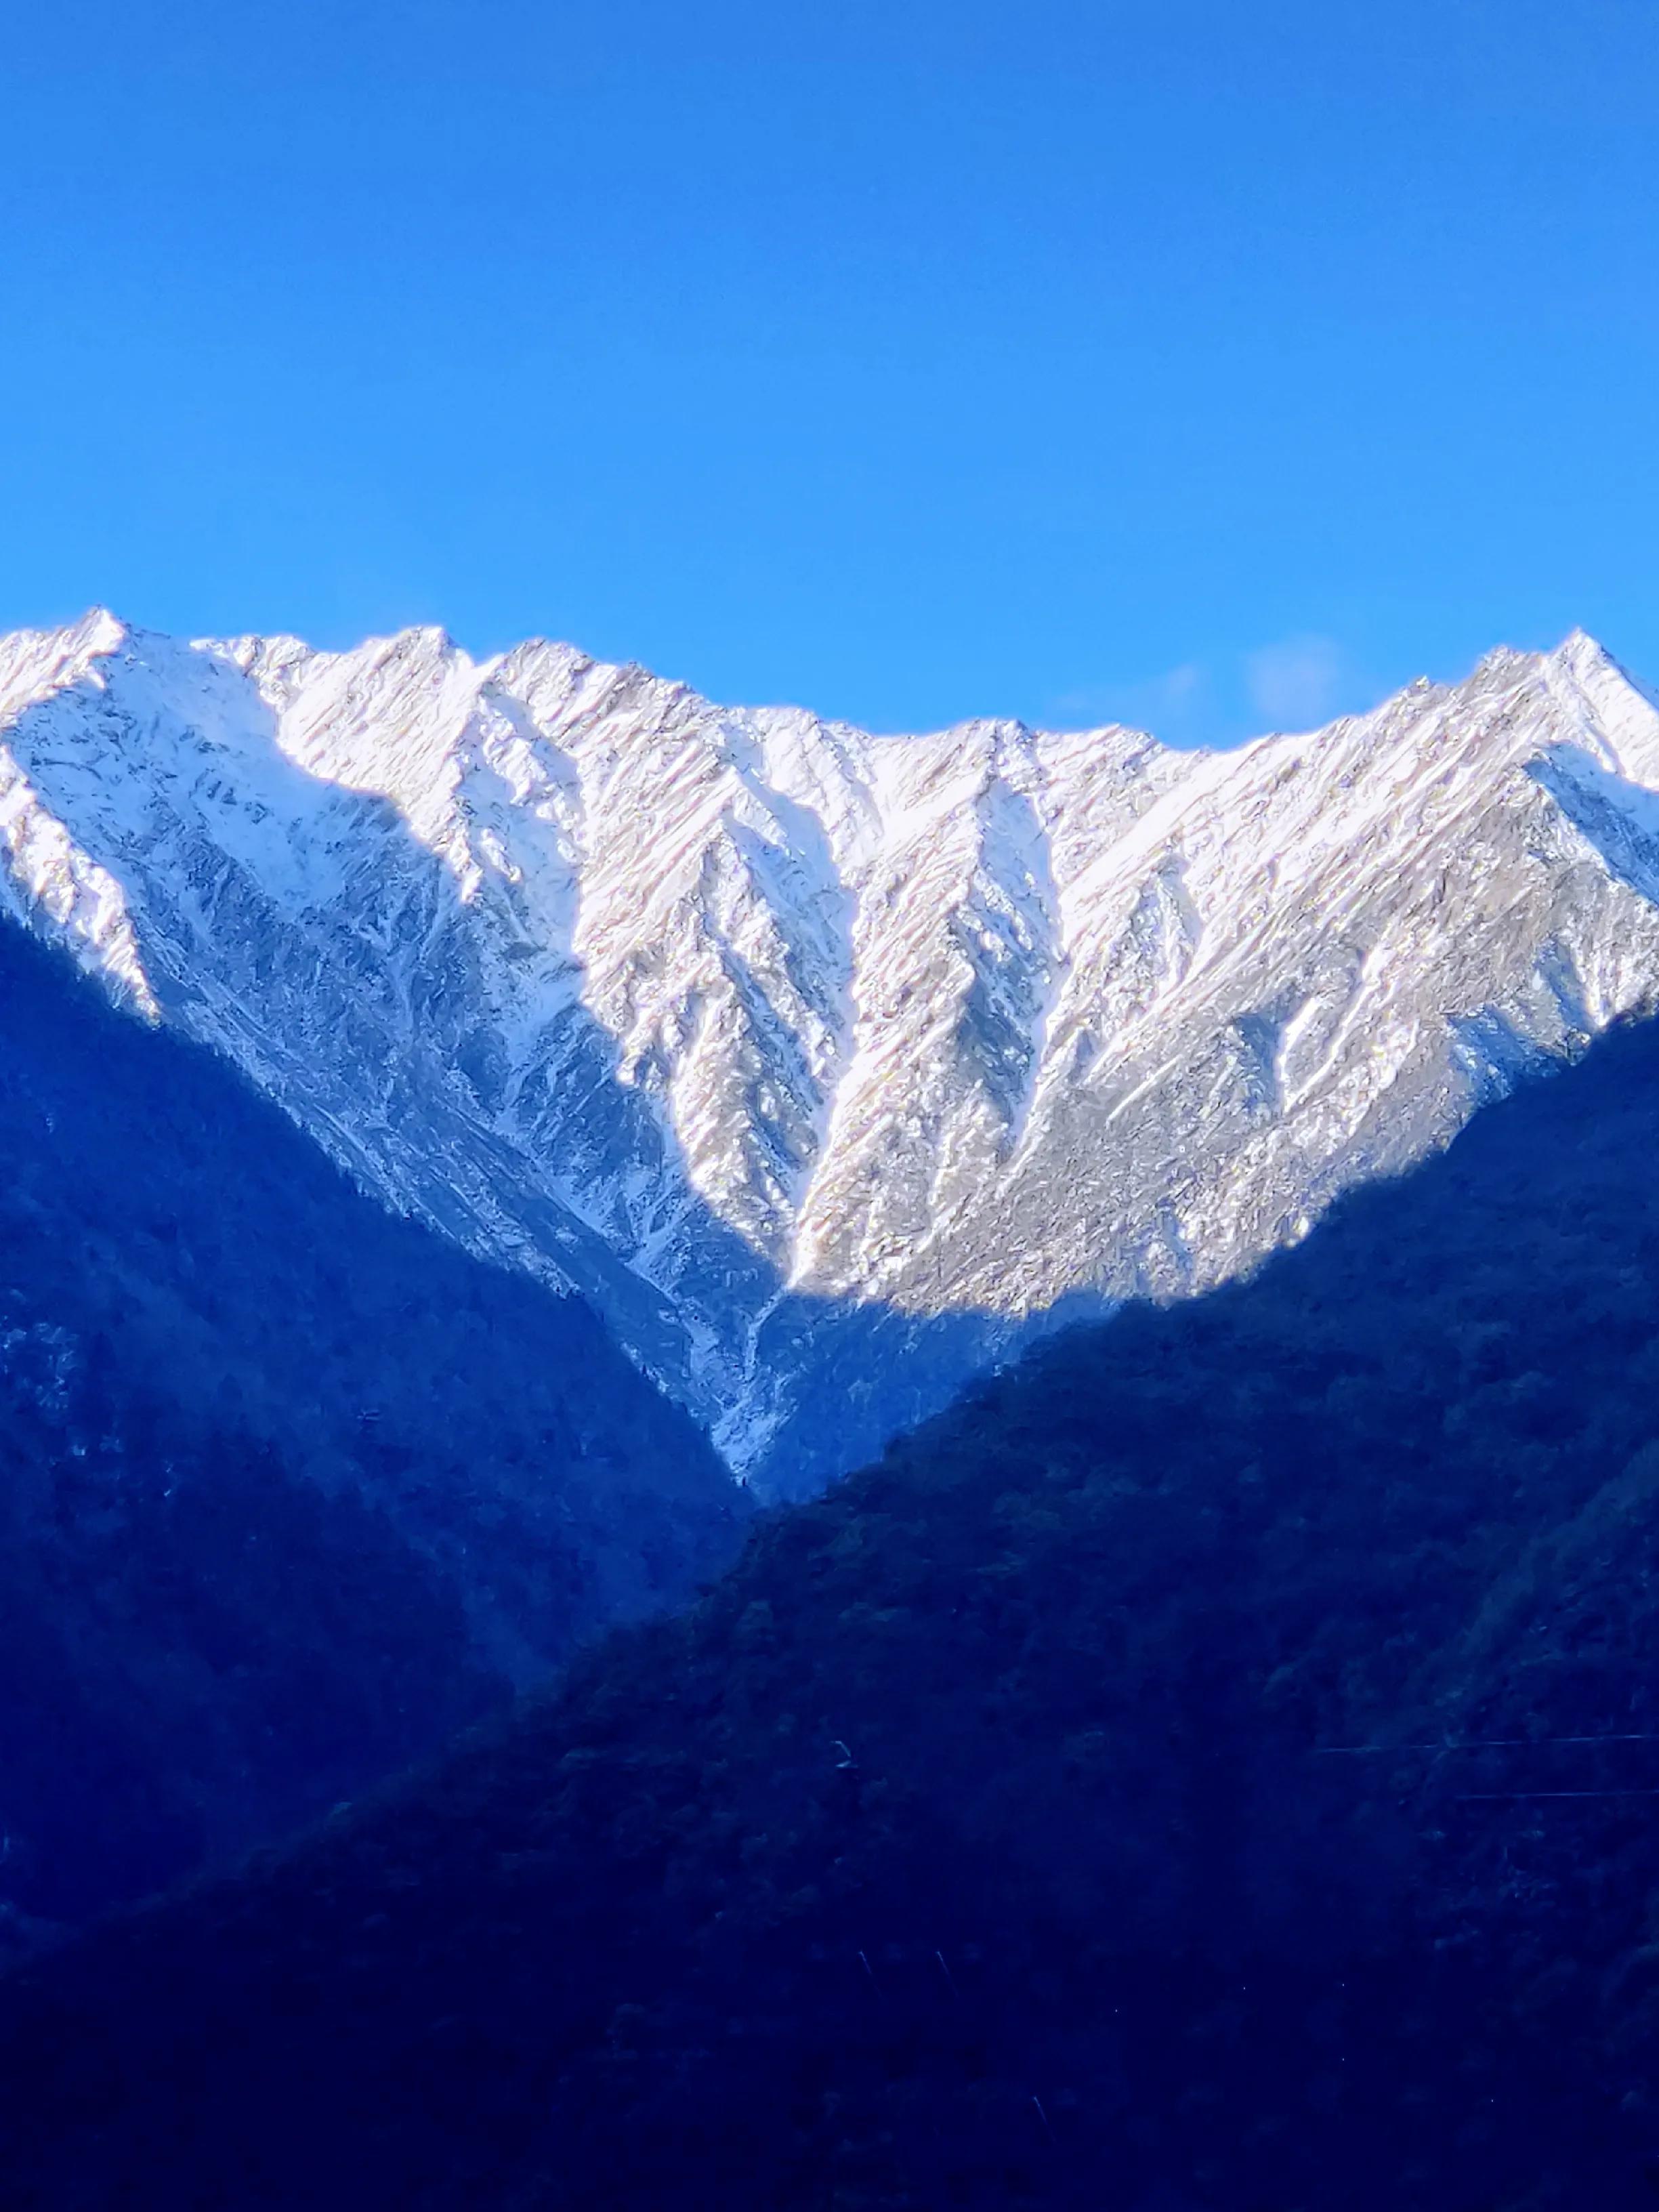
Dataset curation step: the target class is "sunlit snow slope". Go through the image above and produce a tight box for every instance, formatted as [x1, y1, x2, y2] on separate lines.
[4, 614, 1658, 1482]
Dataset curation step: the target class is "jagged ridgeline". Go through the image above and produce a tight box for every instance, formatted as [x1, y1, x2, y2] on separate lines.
[13, 1012, 1659, 2207]
[7, 615, 1659, 1490]
[0, 918, 742, 1940]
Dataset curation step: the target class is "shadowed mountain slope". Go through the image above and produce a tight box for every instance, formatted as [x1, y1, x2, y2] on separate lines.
[0, 918, 742, 1938]
[12, 1011, 1659, 2204]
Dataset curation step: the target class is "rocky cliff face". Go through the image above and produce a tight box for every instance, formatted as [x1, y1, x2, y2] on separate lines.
[4, 612, 1658, 1482]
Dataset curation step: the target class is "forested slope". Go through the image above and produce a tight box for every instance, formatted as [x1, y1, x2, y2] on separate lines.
[0, 919, 742, 1937]
[12, 1009, 1659, 2204]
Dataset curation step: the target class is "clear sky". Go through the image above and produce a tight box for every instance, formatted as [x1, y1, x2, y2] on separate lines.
[1, 0, 1656, 743]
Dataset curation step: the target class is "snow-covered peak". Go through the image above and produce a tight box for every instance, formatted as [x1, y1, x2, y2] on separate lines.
[3, 616, 1659, 1480]
[0, 606, 129, 711]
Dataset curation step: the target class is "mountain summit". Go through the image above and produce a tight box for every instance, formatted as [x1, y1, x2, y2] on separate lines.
[3, 617, 1658, 1481]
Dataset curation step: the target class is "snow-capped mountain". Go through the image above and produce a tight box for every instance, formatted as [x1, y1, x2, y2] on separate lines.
[4, 612, 1659, 1484]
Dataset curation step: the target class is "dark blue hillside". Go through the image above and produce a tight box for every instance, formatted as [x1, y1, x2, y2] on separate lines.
[16, 1003, 1659, 2204]
[0, 917, 742, 1936]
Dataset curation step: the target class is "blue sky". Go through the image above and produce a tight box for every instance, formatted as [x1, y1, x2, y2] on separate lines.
[1, 0, 1656, 743]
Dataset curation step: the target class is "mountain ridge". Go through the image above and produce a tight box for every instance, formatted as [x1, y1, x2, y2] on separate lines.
[5, 614, 1659, 1482]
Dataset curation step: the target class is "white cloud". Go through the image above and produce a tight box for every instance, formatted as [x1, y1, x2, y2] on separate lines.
[1243, 634, 1347, 731]
[1049, 635, 1366, 750]
[1051, 661, 1210, 742]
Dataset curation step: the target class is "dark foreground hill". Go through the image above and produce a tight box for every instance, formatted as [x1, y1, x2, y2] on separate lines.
[13, 1014, 1659, 2205]
[0, 919, 741, 1938]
